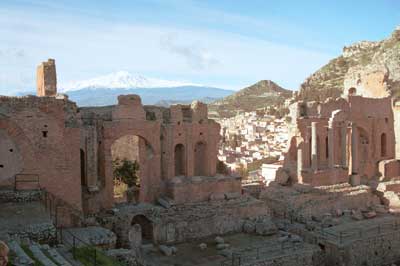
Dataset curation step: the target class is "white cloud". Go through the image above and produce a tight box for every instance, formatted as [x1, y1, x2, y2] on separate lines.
[160, 34, 220, 71]
[0, 4, 334, 94]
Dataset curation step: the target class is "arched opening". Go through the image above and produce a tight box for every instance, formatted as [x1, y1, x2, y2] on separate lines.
[381, 133, 387, 157]
[131, 215, 153, 242]
[357, 128, 370, 176]
[174, 144, 186, 176]
[194, 141, 207, 176]
[80, 149, 86, 186]
[317, 136, 321, 165]
[111, 135, 154, 203]
[0, 129, 23, 185]
[308, 137, 312, 167]
[348, 87, 357, 96]
[325, 136, 329, 159]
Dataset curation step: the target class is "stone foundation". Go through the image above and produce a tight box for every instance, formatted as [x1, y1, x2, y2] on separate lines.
[166, 175, 241, 204]
[99, 196, 269, 246]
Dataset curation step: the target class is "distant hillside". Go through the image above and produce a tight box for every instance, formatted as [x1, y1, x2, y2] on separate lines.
[299, 26, 400, 101]
[155, 97, 218, 107]
[18, 86, 233, 107]
[63, 86, 232, 106]
[208, 80, 292, 119]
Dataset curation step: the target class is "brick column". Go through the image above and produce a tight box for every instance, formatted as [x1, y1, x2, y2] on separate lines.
[328, 121, 335, 169]
[341, 124, 348, 168]
[351, 123, 358, 174]
[311, 122, 318, 171]
[297, 146, 303, 183]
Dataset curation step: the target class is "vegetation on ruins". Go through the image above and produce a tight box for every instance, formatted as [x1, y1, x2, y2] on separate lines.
[73, 246, 123, 266]
[112, 158, 140, 188]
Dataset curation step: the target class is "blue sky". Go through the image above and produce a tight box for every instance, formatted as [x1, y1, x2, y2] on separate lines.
[0, 0, 399, 95]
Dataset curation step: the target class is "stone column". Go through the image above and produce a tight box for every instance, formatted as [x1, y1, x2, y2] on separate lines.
[328, 121, 335, 169]
[351, 123, 358, 174]
[129, 224, 142, 249]
[297, 145, 303, 183]
[311, 122, 318, 171]
[341, 124, 347, 168]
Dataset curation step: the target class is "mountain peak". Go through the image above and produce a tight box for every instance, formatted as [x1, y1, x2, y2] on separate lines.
[60, 71, 198, 92]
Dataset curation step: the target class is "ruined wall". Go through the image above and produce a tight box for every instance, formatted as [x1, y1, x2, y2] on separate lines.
[36, 59, 57, 97]
[166, 175, 241, 204]
[0, 59, 228, 216]
[0, 96, 82, 209]
[282, 95, 395, 185]
[103, 196, 269, 246]
[77, 95, 223, 212]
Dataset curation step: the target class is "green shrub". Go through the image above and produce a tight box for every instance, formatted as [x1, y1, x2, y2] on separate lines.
[73, 246, 123, 266]
[112, 158, 140, 188]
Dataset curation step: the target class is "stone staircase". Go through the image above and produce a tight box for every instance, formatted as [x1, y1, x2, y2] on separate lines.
[8, 240, 78, 266]
[374, 179, 400, 212]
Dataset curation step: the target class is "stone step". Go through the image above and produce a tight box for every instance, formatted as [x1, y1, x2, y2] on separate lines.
[29, 243, 58, 266]
[8, 240, 35, 266]
[382, 191, 400, 208]
[42, 245, 72, 266]
[56, 246, 83, 266]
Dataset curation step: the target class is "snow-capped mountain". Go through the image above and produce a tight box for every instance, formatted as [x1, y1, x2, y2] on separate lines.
[60, 71, 198, 92]
[49, 71, 234, 106]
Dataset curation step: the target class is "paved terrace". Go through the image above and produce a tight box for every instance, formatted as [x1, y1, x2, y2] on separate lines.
[142, 233, 318, 266]
[317, 216, 400, 246]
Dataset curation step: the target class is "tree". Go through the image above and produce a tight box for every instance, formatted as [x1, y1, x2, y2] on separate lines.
[216, 160, 230, 175]
[112, 158, 140, 188]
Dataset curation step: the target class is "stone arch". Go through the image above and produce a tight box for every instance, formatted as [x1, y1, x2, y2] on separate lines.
[0, 116, 36, 187]
[102, 121, 161, 206]
[111, 134, 155, 203]
[131, 215, 153, 242]
[194, 141, 207, 176]
[325, 136, 329, 159]
[80, 149, 86, 186]
[381, 133, 387, 157]
[0, 129, 23, 183]
[358, 127, 369, 163]
[174, 144, 186, 176]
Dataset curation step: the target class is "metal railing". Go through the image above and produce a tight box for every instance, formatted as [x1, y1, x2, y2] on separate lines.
[41, 189, 84, 229]
[14, 174, 40, 191]
[58, 227, 98, 266]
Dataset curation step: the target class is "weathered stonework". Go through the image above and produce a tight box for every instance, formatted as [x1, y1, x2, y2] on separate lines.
[281, 94, 396, 186]
[0, 59, 237, 221]
[36, 59, 57, 97]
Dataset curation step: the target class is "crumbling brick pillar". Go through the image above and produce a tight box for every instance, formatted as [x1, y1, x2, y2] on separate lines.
[297, 143, 303, 183]
[328, 121, 335, 168]
[341, 124, 348, 168]
[37, 59, 57, 97]
[311, 122, 318, 171]
[350, 123, 358, 174]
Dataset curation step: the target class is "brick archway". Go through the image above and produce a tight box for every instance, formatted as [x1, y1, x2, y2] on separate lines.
[0, 115, 36, 187]
[102, 119, 161, 207]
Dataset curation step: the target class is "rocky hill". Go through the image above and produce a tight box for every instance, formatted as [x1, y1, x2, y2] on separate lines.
[208, 80, 292, 119]
[298, 26, 400, 101]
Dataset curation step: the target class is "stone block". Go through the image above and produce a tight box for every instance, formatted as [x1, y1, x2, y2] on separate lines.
[159, 245, 172, 256]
